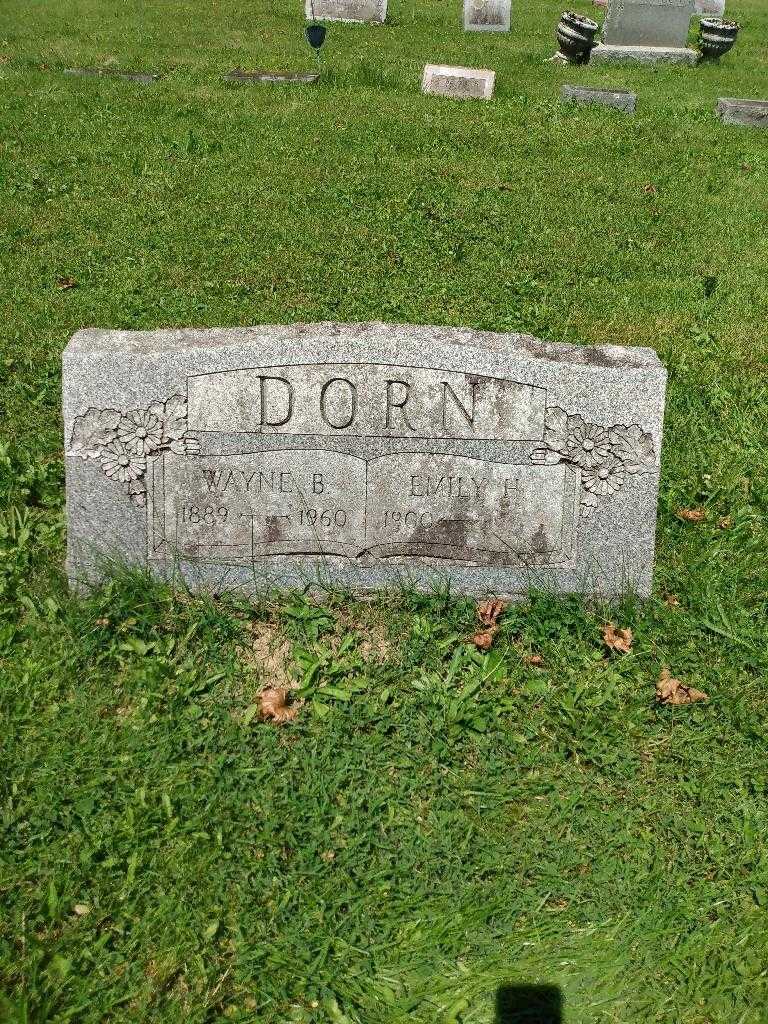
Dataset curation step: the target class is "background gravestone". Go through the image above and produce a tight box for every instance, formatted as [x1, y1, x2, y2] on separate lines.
[305, 0, 386, 23]
[561, 84, 637, 113]
[602, 0, 695, 47]
[717, 97, 768, 128]
[464, 0, 511, 32]
[422, 64, 496, 100]
[64, 323, 666, 600]
[695, 0, 725, 14]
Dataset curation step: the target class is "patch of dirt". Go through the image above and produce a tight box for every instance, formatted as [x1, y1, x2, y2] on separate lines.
[333, 605, 392, 662]
[243, 620, 295, 690]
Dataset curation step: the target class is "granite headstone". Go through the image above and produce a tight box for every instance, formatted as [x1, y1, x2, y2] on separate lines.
[64, 323, 666, 599]
[422, 65, 496, 100]
[305, 0, 386, 23]
[561, 84, 637, 113]
[592, 0, 697, 63]
[603, 0, 694, 46]
[695, 0, 725, 14]
[464, 0, 512, 32]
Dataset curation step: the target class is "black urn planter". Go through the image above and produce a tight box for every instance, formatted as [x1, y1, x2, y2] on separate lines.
[557, 11, 599, 64]
[305, 23, 327, 49]
[699, 18, 740, 59]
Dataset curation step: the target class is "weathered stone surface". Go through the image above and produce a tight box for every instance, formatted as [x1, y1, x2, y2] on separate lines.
[224, 70, 320, 85]
[422, 65, 495, 101]
[716, 97, 768, 128]
[305, 0, 386, 23]
[603, 0, 695, 47]
[464, 0, 511, 32]
[590, 43, 698, 64]
[561, 84, 637, 112]
[64, 67, 160, 83]
[64, 323, 666, 599]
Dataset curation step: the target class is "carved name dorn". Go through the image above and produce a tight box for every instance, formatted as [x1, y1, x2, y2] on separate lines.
[63, 323, 667, 598]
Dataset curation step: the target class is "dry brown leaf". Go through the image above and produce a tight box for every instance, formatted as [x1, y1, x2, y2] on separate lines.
[717, 516, 732, 530]
[656, 668, 708, 706]
[471, 627, 497, 651]
[677, 507, 707, 523]
[56, 276, 78, 290]
[524, 653, 544, 667]
[477, 598, 507, 627]
[320, 850, 336, 862]
[642, 182, 657, 195]
[259, 687, 298, 723]
[602, 623, 633, 654]
[663, 593, 680, 608]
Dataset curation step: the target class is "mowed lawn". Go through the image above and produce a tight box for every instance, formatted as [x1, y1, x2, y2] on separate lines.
[1, 1, 768, 1021]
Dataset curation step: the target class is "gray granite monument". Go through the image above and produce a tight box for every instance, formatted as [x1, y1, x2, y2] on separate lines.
[63, 323, 666, 599]
[464, 0, 511, 32]
[422, 65, 496, 100]
[305, 0, 386, 23]
[591, 0, 698, 65]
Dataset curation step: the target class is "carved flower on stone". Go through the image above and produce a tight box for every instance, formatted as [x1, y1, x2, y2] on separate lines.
[582, 457, 626, 497]
[117, 409, 163, 455]
[100, 440, 147, 483]
[566, 421, 611, 469]
[608, 424, 655, 474]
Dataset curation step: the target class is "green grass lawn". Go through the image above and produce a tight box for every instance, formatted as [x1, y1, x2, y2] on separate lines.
[1, 1, 768, 1021]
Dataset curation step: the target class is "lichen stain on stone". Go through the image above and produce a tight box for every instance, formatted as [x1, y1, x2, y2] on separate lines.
[264, 515, 285, 544]
[409, 515, 472, 553]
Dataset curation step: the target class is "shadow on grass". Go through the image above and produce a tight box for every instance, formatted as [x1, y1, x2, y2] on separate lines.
[496, 984, 563, 1023]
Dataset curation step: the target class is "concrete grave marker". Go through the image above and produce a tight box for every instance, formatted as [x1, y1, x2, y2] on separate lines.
[64, 323, 666, 599]
[422, 65, 495, 100]
[305, 0, 386, 23]
[464, 0, 511, 32]
[64, 67, 160, 84]
[717, 97, 768, 129]
[561, 84, 637, 112]
[592, 0, 698, 64]
[224, 70, 320, 85]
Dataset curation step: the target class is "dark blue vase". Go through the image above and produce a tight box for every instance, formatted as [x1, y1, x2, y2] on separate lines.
[306, 24, 327, 49]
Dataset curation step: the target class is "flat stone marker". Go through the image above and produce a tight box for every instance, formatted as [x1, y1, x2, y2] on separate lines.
[464, 0, 511, 32]
[592, 0, 697, 64]
[224, 70, 320, 85]
[305, 0, 386, 23]
[422, 65, 495, 101]
[716, 97, 768, 128]
[64, 67, 160, 84]
[561, 84, 637, 112]
[63, 323, 666, 599]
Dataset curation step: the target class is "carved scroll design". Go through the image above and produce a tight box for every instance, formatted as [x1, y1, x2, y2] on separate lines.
[530, 406, 656, 518]
[68, 397, 200, 507]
